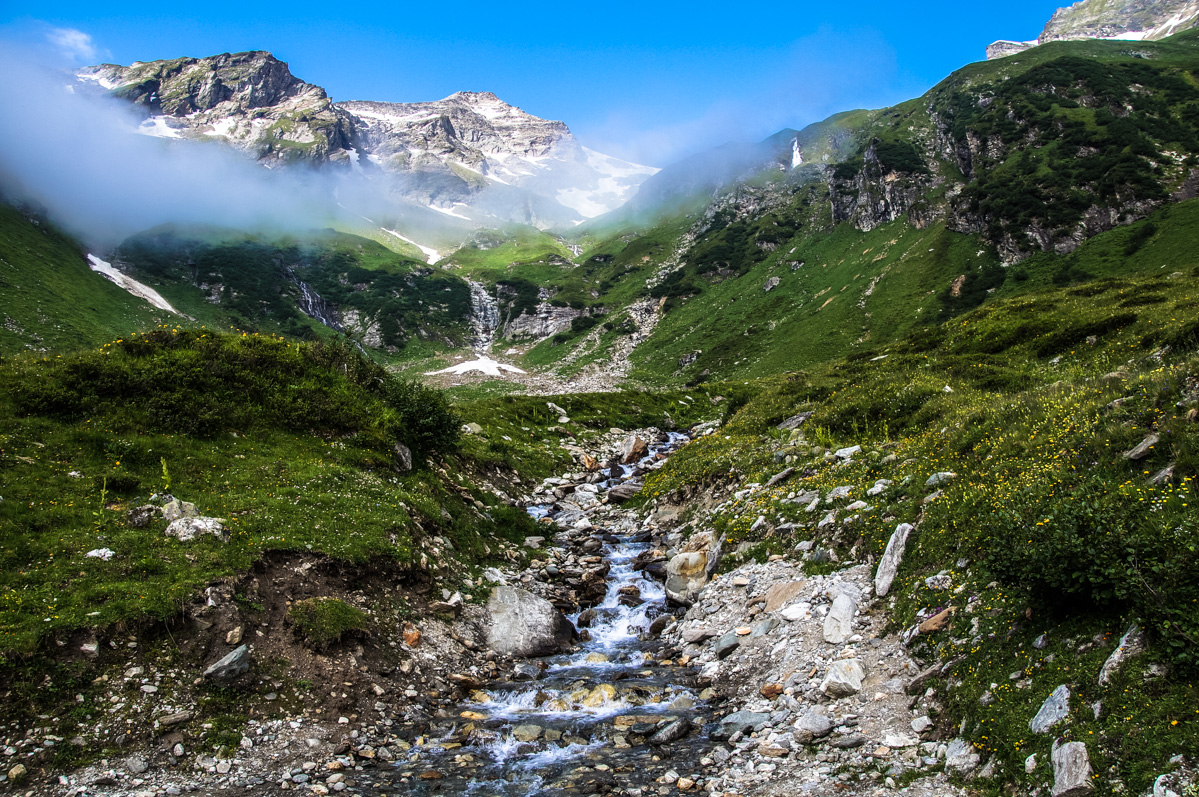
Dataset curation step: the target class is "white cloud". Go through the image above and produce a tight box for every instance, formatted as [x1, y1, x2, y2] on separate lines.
[578, 27, 927, 167]
[47, 27, 98, 61]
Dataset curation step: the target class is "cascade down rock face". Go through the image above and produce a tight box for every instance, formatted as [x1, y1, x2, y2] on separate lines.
[485, 585, 575, 657]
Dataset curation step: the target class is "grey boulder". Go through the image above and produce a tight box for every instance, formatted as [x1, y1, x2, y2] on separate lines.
[822, 593, 857, 644]
[821, 658, 865, 698]
[486, 586, 574, 657]
[664, 551, 709, 605]
[203, 645, 251, 680]
[1051, 739, 1094, 797]
[874, 523, 913, 597]
[792, 709, 835, 744]
[165, 516, 226, 542]
[712, 710, 770, 740]
[1030, 684, 1071, 734]
[945, 738, 981, 773]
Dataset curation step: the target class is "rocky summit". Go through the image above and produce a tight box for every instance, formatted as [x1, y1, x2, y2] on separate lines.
[987, 0, 1199, 58]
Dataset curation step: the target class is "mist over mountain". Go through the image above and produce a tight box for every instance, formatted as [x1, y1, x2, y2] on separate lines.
[68, 51, 657, 236]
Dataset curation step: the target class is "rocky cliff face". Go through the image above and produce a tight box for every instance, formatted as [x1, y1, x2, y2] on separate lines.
[76, 53, 656, 228]
[828, 143, 937, 232]
[1041, 0, 1199, 42]
[78, 52, 349, 165]
[987, 0, 1199, 59]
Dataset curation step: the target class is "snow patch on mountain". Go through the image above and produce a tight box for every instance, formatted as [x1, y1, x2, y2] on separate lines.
[87, 255, 178, 313]
[381, 229, 441, 265]
[425, 356, 526, 377]
[137, 116, 183, 139]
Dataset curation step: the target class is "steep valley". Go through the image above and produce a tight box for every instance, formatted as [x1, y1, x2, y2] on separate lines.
[3, 4, 1199, 796]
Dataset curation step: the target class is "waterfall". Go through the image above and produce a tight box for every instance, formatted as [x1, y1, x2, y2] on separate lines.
[285, 268, 342, 332]
[467, 279, 501, 354]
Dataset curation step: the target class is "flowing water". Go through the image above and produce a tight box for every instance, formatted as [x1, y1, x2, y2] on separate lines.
[466, 280, 501, 354]
[372, 434, 714, 795]
[286, 268, 343, 332]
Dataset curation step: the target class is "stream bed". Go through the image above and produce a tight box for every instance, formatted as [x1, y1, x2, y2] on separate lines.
[371, 433, 715, 795]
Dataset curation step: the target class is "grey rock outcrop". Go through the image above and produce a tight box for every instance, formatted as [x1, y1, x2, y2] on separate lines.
[945, 738, 981, 773]
[485, 586, 574, 657]
[1030, 684, 1072, 733]
[874, 522, 913, 597]
[1098, 624, 1146, 685]
[1124, 434, 1161, 460]
[78, 52, 348, 167]
[165, 516, 226, 542]
[203, 645, 251, 680]
[162, 499, 198, 522]
[503, 303, 583, 341]
[1051, 739, 1095, 797]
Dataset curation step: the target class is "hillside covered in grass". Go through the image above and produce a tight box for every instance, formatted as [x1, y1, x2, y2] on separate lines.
[0, 330, 490, 656]
[0, 204, 170, 355]
[506, 29, 1199, 387]
[636, 261, 1199, 793]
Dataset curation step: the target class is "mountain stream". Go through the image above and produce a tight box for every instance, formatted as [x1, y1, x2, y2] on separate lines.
[370, 433, 715, 795]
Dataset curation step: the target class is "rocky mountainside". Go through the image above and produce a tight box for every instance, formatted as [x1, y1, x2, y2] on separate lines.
[76, 52, 656, 230]
[340, 92, 655, 225]
[77, 51, 348, 164]
[988, 0, 1199, 58]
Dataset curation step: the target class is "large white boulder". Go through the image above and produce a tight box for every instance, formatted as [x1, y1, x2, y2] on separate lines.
[486, 586, 574, 657]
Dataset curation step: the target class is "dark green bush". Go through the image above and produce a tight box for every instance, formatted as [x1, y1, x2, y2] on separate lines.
[978, 476, 1199, 669]
[381, 376, 461, 461]
[6, 331, 460, 463]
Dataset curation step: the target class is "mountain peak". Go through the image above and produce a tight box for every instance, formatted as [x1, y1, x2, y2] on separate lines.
[988, 0, 1199, 58]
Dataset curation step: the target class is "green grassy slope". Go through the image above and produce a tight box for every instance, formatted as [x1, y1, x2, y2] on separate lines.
[629, 195, 1199, 384]
[501, 27, 1199, 386]
[113, 224, 472, 354]
[642, 264, 1199, 794]
[0, 331, 475, 655]
[0, 205, 170, 355]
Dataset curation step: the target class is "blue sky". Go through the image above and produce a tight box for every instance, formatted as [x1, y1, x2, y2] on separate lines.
[3, 0, 1063, 165]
